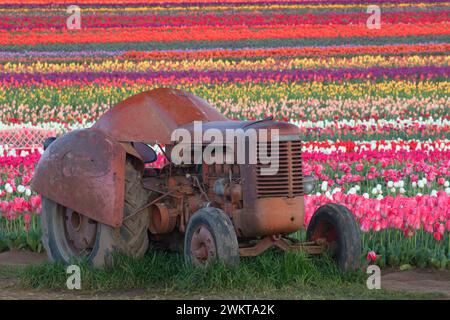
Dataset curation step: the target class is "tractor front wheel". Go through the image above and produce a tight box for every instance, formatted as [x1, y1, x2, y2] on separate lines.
[184, 207, 239, 268]
[306, 203, 361, 272]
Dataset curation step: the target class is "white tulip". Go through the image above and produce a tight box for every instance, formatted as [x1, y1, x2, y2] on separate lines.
[25, 188, 32, 197]
[363, 193, 369, 199]
[387, 181, 394, 188]
[321, 181, 328, 192]
[400, 188, 406, 194]
[412, 182, 417, 188]
[444, 181, 449, 187]
[17, 185, 25, 193]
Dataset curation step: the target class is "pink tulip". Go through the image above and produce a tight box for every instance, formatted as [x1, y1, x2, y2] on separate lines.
[366, 251, 377, 262]
[30, 195, 41, 212]
[24, 213, 31, 224]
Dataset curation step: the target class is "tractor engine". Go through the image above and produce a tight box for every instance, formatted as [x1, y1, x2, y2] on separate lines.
[143, 124, 308, 240]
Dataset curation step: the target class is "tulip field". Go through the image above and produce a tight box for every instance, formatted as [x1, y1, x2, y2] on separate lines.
[0, 0, 449, 269]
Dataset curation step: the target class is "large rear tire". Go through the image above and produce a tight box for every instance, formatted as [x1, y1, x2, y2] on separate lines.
[184, 207, 239, 268]
[41, 159, 150, 268]
[306, 203, 361, 272]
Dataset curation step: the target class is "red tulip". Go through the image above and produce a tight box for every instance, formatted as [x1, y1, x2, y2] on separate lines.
[433, 232, 443, 241]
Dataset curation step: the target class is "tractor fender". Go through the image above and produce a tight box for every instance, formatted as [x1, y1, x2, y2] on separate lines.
[32, 128, 134, 227]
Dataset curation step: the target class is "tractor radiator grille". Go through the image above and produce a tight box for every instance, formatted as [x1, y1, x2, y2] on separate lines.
[256, 140, 303, 198]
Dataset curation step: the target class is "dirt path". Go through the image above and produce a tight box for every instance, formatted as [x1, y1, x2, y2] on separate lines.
[0, 250, 48, 266]
[382, 268, 450, 297]
[0, 250, 449, 299]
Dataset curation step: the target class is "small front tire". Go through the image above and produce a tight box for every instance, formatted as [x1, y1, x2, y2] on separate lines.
[306, 203, 361, 272]
[184, 207, 239, 268]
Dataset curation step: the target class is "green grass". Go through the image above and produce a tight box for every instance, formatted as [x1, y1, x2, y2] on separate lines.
[17, 250, 443, 299]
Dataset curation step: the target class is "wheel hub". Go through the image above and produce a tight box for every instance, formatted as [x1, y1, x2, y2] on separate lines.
[63, 208, 97, 255]
[312, 220, 338, 258]
[190, 224, 216, 266]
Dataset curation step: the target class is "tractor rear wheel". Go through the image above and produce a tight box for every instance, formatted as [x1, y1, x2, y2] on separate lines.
[306, 203, 361, 272]
[41, 159, 150, 268]
[184, 207, 239, 268]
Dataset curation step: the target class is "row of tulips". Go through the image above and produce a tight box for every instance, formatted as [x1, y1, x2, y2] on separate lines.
[2, 66, 449, 86]
[0, 119, 449, 147]
[6, 36, 447, 52]
[1, 23, 448, 46]
[2, 95, 449, 124]
[3, 44, 448, 62]
[2, 11, 449, 30]
[2, 0, 446, 6]
[2, 81, 447, 106]
[2, 55, 448, 73]
[3, 117, 448, 132]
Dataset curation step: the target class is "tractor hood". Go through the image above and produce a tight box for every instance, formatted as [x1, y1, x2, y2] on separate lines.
[178, 119, 301, 143]
[93, 88, 228, 144]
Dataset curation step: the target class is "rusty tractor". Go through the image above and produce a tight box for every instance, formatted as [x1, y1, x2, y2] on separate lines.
[32, 88, 361, 271]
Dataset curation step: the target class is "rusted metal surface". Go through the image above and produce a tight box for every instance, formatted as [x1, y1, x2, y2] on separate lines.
[256, 140, 303, 198]
[148, 203, 177, 234]
[239, 236, 275, 257]
[233, 196, 304, 237]
[94, 88, 227, 144]
[178, 118, 300, 144]
[32, 129, 126, 227]
[63, 208, 98, 255]
[190, 224, 216, 266]
[239, 236, 324, 257]
[309, 220, 339, 257]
